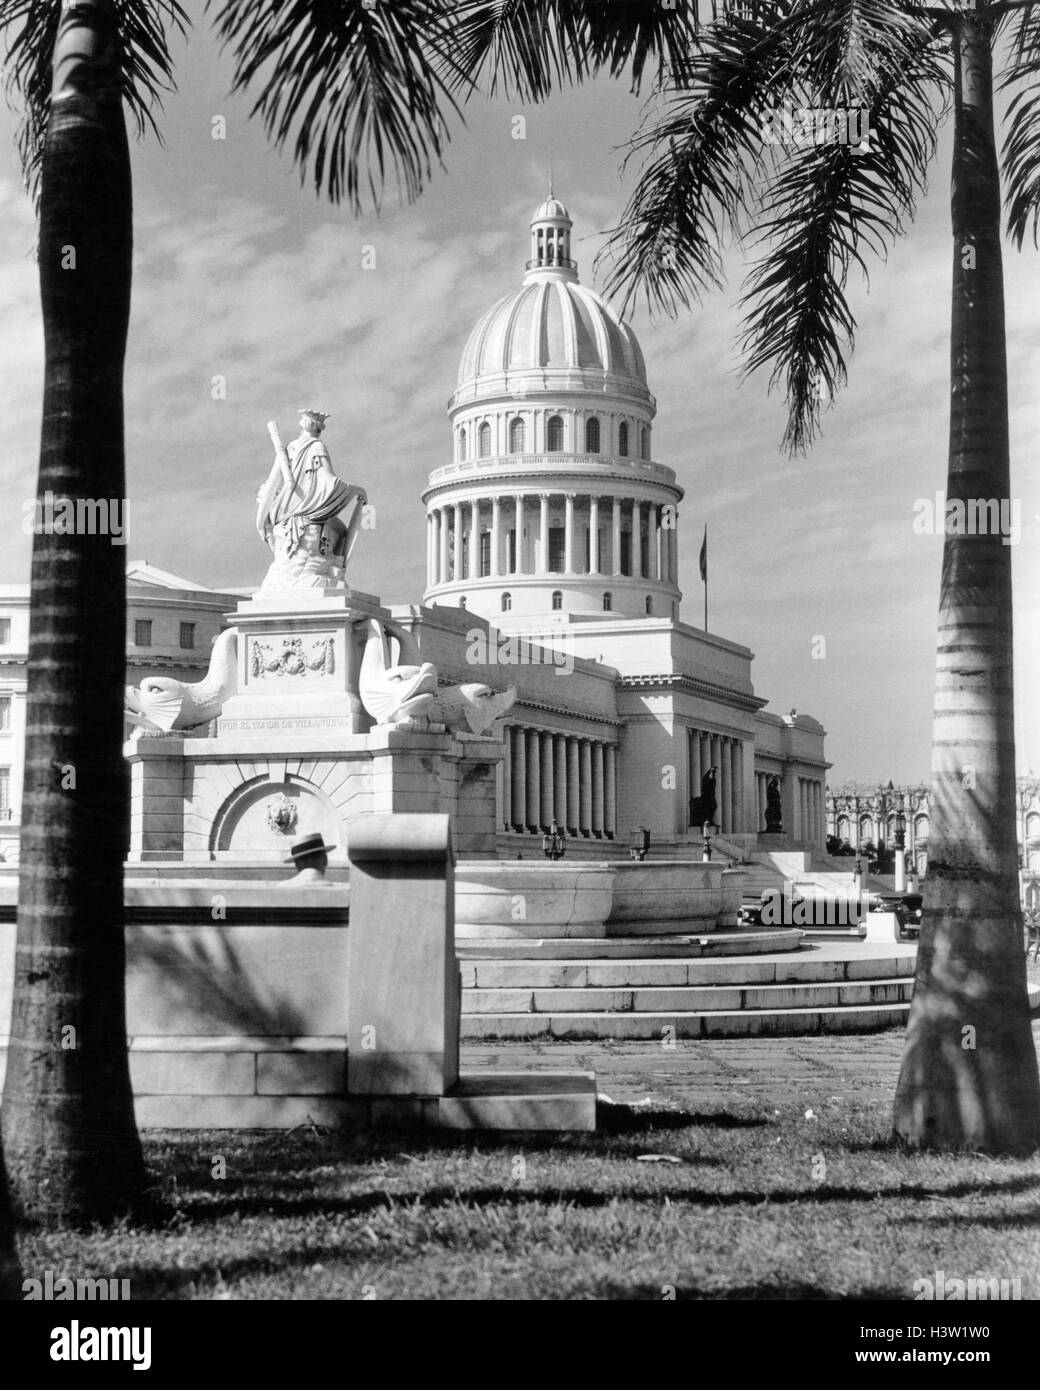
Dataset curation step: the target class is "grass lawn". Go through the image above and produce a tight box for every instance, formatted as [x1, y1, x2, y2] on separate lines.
[12, 958, 1040, 1302]
[15, 1095, 1040, 1301]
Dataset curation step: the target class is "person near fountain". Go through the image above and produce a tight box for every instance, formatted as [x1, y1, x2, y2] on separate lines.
[278, 832, 336, 887]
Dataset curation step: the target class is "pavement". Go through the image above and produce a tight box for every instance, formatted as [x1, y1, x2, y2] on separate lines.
[460, 1019, 1040, 1111]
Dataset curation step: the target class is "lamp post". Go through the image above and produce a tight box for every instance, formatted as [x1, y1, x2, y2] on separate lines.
[894, 794, 907, 892]
[542, 818, 566, 861]
[702, 820, 715, 863]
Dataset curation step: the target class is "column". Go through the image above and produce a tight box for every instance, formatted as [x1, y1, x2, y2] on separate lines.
[491, 497, 501, 578]
[426, 512, 434, 586]
[723, 740, 735, 835]
[567, 738, 580, 834]
[728, 745, 739, 828]
[468, 500, 480, 580]
[438, 506, 449, 586]
[513, 495, 524, 574]
[453, 502, 463, 581]
[579, 740, 593, 834]
[632, 500, 642, 580]
[669, 518, 678, 585]
[592, 742, 605, 837]
[689, 728, 701, 825]
[612, 497, 622, 575]
[511, 728, 526, 831]
[539, 493, 550, 572]
[554, 734, 568, 831]
[655, 506, 663, 582]
[540, 731, 554, 830]
[604, 745, 617, 838]
[589, 497, 600, 573]
[565, 493, 575, 573]
[526, 730, 541, 831]
[502, 727, 512, 829]
[711, 736, 722, 827]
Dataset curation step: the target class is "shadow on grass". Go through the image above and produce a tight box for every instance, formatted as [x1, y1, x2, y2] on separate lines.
[166, 1170, 1040, 1225]
[597, 1103, 769, 1132]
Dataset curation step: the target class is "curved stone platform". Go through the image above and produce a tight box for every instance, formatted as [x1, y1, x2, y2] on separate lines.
[454, 859, 745, 939]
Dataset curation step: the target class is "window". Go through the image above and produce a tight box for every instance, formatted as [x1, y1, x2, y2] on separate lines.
[618, 422, 629, 457]
[501, 592, 512, 612]
[552, 591, 563, 611]
[0, 767, 10, 818]
[547, 526, 565, 573]
[508, 530, 517, 572]
[134, 620, 152, 647]
[0, 697, 9, 731]
[0, 619, 9, 645]
[546, 415, 564, 452]
[479, 422, 492, 458]
[480, 531, 491, 577]
[619, 532, 632, 575]
[179, 622, 195, 650]
[585, 417, 600, 453]
[603, 592, 613, 612]
[645, 596, 653, 616]
[459, 427, 467, 461]
[509, 417, 525, 453]
[640, 426, 650, 460]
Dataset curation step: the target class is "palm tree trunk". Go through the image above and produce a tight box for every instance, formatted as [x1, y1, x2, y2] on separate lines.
[0, 1136, 20, 1297]
[893, 9, 1040, 1154]
[1, 0, 146, 1222]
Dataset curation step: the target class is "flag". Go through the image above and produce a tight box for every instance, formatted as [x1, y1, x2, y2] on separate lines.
[699, 525, 707, 582]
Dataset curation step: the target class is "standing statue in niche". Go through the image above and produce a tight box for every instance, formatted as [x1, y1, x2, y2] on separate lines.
[765, 775, 784, 833]
[255, 409, 367, 594]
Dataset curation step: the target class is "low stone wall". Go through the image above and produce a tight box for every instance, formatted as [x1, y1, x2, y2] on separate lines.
[0, 882, 353, 1128]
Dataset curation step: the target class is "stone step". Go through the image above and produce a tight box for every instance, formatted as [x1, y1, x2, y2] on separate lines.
[460, 1001, 912, 1040]
[455, 928, 803, 960]
[462, 976, 915, 1016]
[461, 952, 917, 990]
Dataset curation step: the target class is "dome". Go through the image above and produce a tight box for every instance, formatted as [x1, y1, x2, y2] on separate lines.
[455, 198, 650, 402]
[532, 196, 570, 221]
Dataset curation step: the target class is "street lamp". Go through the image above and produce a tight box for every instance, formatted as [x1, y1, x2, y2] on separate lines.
[894, 794, 907, 892]
[542, 818, 566, 861]
[702, 820, 716, 863]
[629, 827, 650, 862]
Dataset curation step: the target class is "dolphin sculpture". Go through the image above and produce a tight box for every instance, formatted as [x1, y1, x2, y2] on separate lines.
[361, 618, 515, 734]
[125, 626, 239, 733]
[358, 619, 438, 725]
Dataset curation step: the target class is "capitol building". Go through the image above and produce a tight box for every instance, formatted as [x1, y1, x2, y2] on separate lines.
[0, 197, 831, 863]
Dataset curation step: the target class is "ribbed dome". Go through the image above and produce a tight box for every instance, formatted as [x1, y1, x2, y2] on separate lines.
[455, 198, 650, 401]
[457, 281, 648, 389]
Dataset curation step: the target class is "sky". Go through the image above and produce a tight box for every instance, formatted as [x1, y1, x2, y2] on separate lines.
[0, 20, 1037, 786]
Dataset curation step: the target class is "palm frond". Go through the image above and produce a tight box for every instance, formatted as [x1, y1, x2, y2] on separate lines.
[0, 0, 188, 199]
[739, 18, 947, 454]
[207, 0, 464, 212]
[593, 8, 793, 317]
[444, 0, 705, 104]
[999, 4, 1040, 247]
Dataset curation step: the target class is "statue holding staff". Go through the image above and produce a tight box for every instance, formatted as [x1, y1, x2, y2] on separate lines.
[256, 409, 367, 592]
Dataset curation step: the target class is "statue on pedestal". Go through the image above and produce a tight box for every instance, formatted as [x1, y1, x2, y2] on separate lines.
[255, 410, 367, 594]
